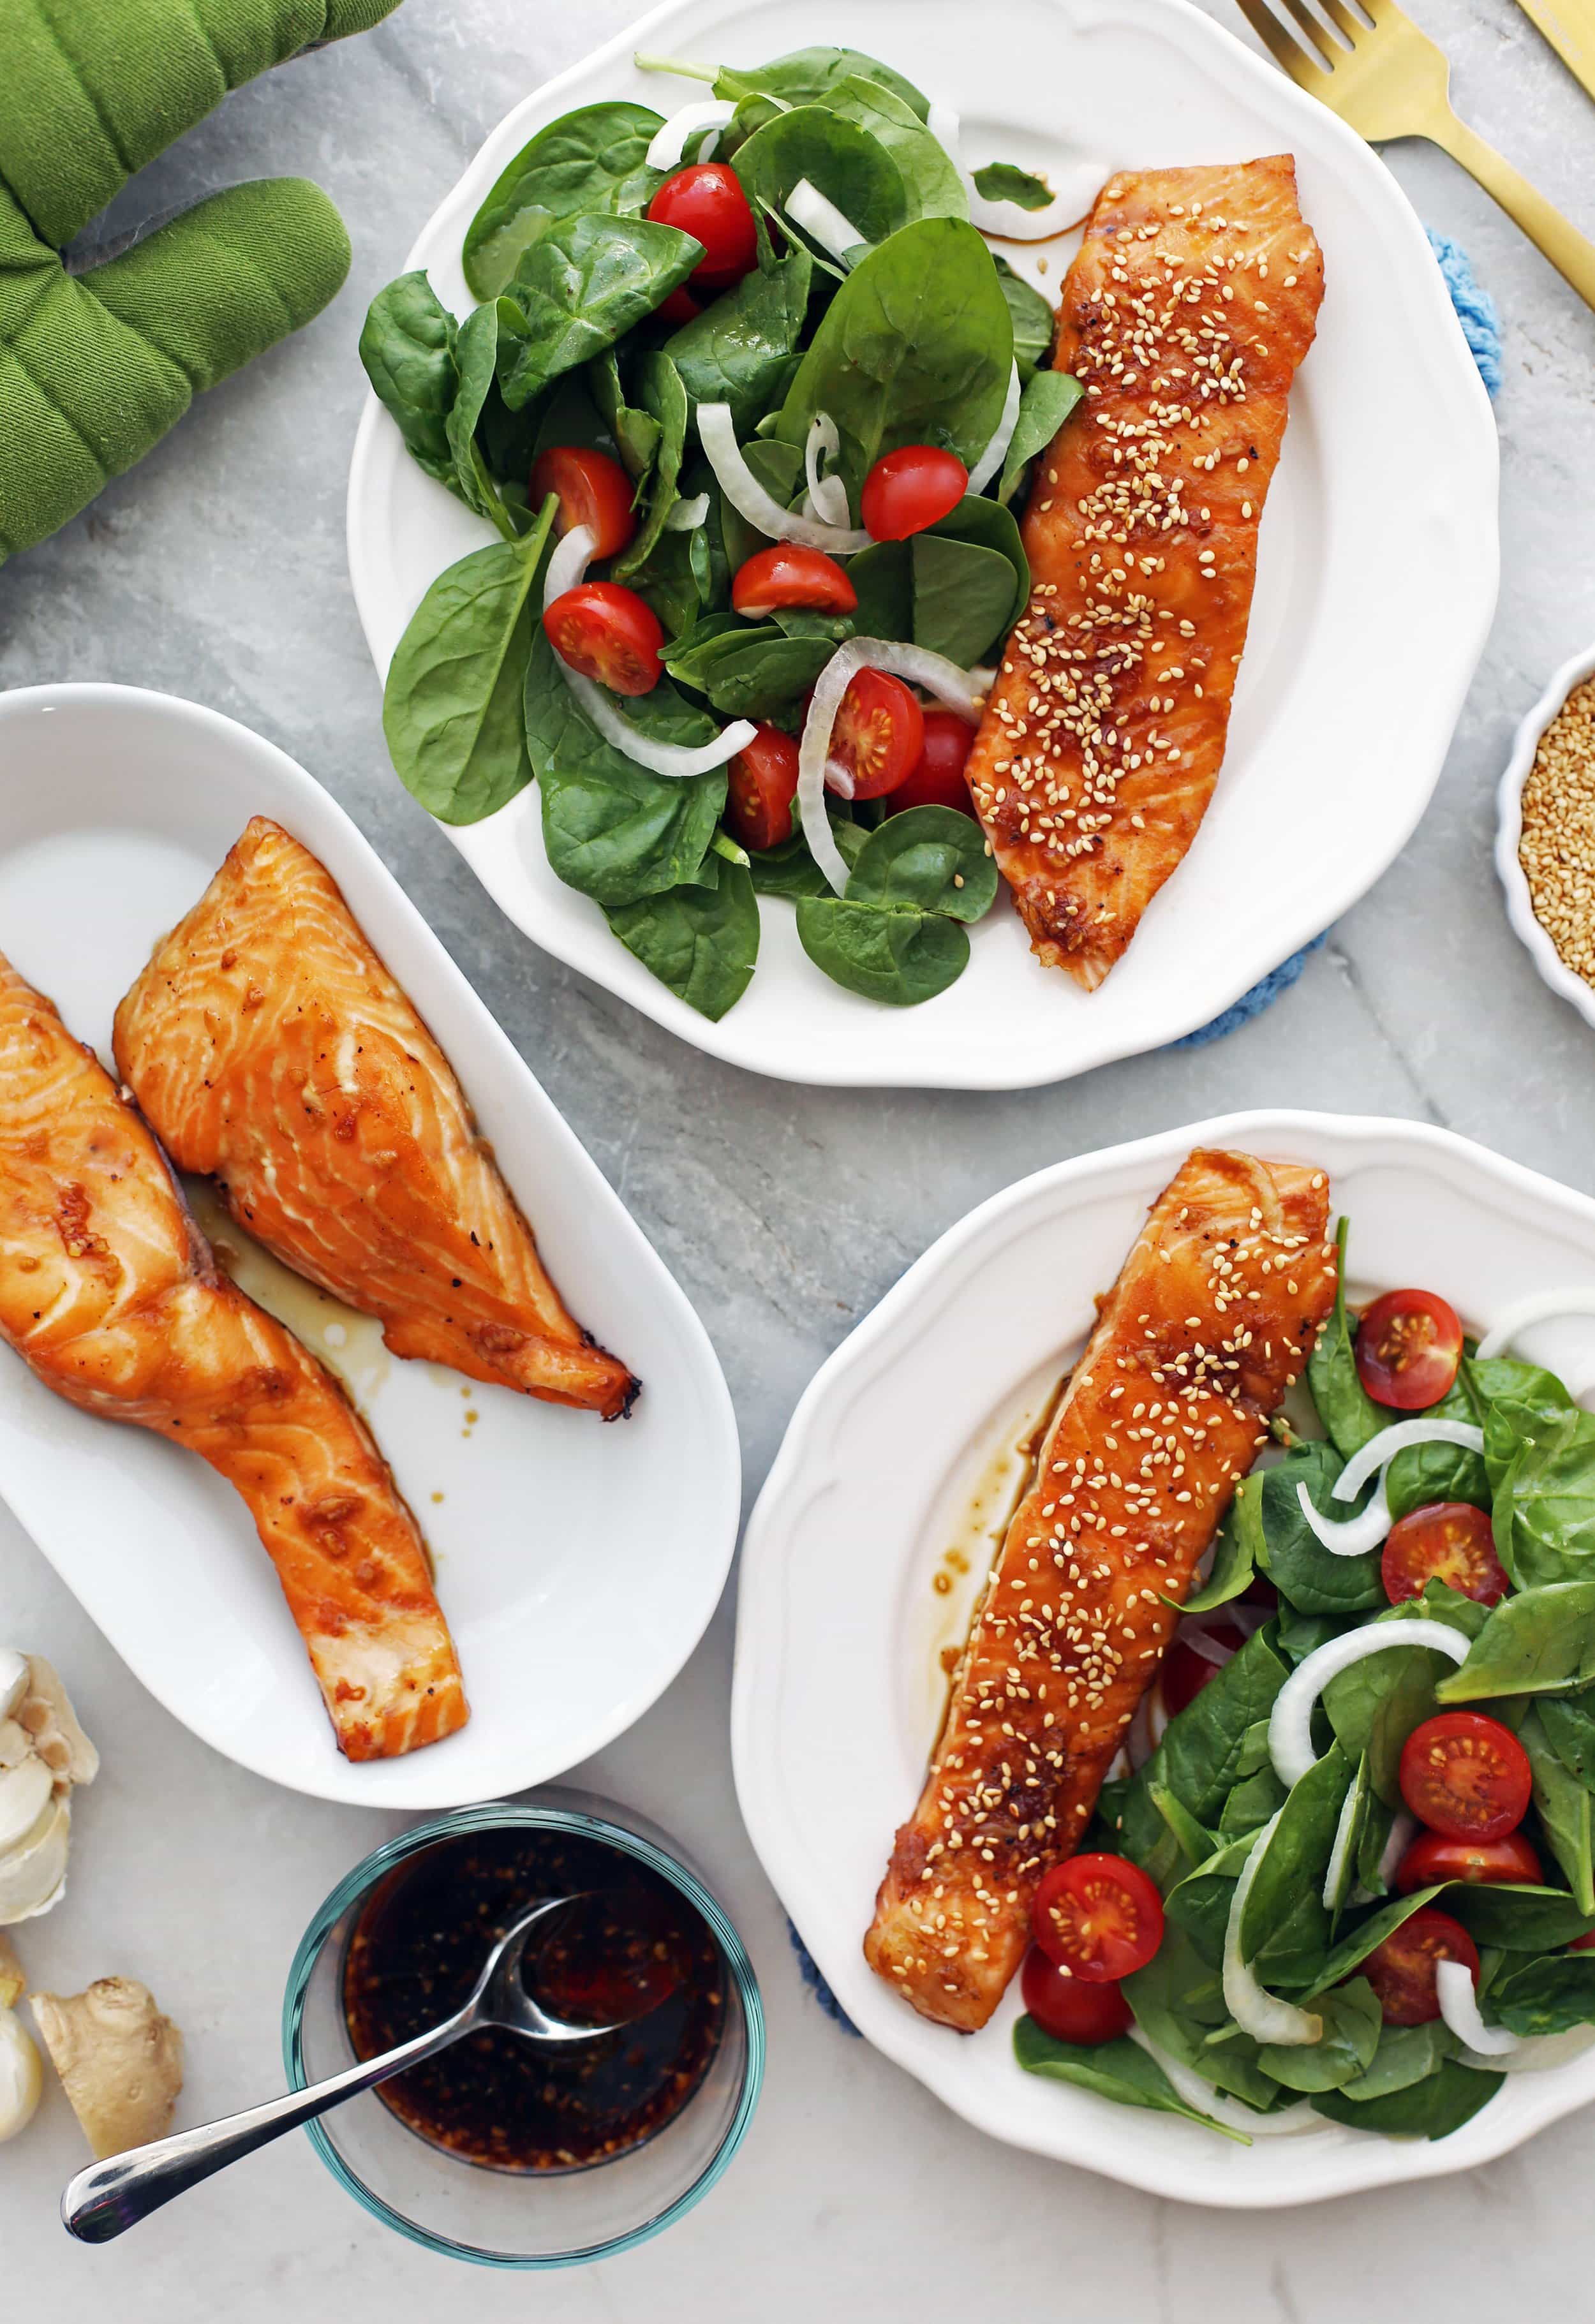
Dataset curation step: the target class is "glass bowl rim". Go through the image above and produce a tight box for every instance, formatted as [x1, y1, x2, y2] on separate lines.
[281, 1798, 765, 2268]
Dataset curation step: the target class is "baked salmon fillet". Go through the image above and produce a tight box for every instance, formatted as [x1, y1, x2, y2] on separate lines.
[114, 818, 636, 1419]
[0, 953, 466, 1761]
[967, 158, 1324, 988]
[864, 1148, 1335, 2031]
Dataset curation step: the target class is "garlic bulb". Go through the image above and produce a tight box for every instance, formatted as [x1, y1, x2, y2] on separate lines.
[0, 1653, 96, 1925]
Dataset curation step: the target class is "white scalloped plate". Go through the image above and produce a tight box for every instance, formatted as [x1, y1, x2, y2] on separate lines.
[346, 0, 1498, 1089]
[731, 1112, 1595, 2203]
[0, 685, 739, 1809]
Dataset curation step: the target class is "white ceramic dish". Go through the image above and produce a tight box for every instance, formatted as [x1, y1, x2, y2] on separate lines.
[345, 0, 1499, 1091]
[0, 685, 739, 1809]
[1496, 639, 1595, 1032]
[731, 1110, 1595, 2205]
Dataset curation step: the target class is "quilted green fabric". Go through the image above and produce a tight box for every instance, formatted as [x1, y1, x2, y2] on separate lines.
[0, 0, 399, 563]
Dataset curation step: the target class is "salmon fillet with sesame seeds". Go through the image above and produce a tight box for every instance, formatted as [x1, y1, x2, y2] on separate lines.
[967, 157, 1324, 989]
[0, 951, 466, 1761]
[114, 818, 637, 1420]
[864, 1148, 1335, 2032]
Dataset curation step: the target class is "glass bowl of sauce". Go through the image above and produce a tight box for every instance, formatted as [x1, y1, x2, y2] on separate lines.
[282, 1795, 763, 2266]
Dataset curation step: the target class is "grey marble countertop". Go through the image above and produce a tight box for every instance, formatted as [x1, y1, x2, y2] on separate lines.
[4, 0, 1595, 2315]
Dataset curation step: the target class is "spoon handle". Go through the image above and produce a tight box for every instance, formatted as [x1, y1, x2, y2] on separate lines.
[60, 2007, 472, 2243]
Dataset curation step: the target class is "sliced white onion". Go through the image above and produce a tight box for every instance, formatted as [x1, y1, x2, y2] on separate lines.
[1180, 1623, 1238, 1671]
[1222, 1811, 1324, 2047]
[1126, 2027, 1316, 2136]
[1268, 1622, 1471, 1789]
[926, 101, 1103, 239]
[1459, 2024, 1595, 2076]
[646, 100, 735, 170]
[697, 403, 871, 552]
[965, 362, 1021, 496]
[1296, 1476, 1391, 1560]
[1334, 1420, 1485, 1504]
[787, 176, 868, 263]
[1436, 1958, 1518, 2057]
[1321, 1780, 1361, 1911]
[542, 522, 756, 779]
[664, 492, 709, 531]
[804, 413, 850, 529]
[1376, 1810, 1418, 1893]
[797, 639, 997, 896]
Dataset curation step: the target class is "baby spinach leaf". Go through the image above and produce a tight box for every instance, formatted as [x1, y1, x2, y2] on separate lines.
[1444, 1883, 1595, 1952]
[733, 107, 909, 249]
[1307, 1218, 1385, 1456]
[1357, 1791, 1397, 1895]
[1488, 1392, 1595, 1587]
[910, 533, 1017, 664]
[1436, 1580, 1595, 1703]
[824, 74, 967, 221]
[1311, 2059, 1502, 2138]
[1124, 1928, 1278, 2109]
[1013, 2020, 1249, 2142]
[1256, 1442, 1384, 1615]
[382, 498, 556, 825]
[605, 853, 759, 1019]
[843, 806, 998, 921]
[1336, 2020, 1457, 2102]
[1178, 1499, 1257, 1615]
[530, 370, 613, 463]
[716, 436, 806, 574]
[499, 216, 702, 410]
[998, 367, 1083, 505]
[586, 348, 660, 481]
[360, 271, 458, 486]
[1324, 1587, 1488, 1805]
[1164, 1838, 1252, 1967]
[972, 161, 1056, 211]
[664, 621, 833, 718]
[928, 494, 1030, 625]
[1219, 1762, 1288, 1839]
[446, 299, 534, 540]
[1326, 1754, 1374, 1930]
[1521, 1704, 1595, 1913]
[463, 102, 665, 299]
[1120, 1629, 1290, 1863]
[1386, 1434, 1490, 1522]
[665, 240, 813, 429]
[1148, 1784, 1219, 1875]
[613, 351, 688, 580]
[776, 217, 1013, 499]
[746, 814, 867, 897]
[1259, 1980, 1381, 2092]
[845, 540, 914, 640]
[1240, 1747, 1353, 1962]
[1274, 1602, 1358, 1666]
[992, 253, 1055, 374]
[1303, 1886, 1444, 1997]
[1537, 1689, 1595, 1791]
[1493, 1951, 1595, 2034]
[711, 45, 931, 119]
[794, 896, 968, 1005]
[524, 631, 725, 903]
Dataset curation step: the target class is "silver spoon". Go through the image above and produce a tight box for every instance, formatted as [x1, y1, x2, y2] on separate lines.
[61, 1893, 653, 2243]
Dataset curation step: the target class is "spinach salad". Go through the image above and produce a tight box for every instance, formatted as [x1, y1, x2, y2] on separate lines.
[1015, 1227, 1595, 2144]
[360, 45, 1081, 1019]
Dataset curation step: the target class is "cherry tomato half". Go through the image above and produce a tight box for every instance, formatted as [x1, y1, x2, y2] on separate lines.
[529, 445, 637, 562]
[657, 285, 701, 329]
[861, 445, 969, 541]
[888, 709, 978, 818]
[828, 669, 924, 799]
[1158, 1620, 1246, 1721]
[1354, 1288, 1464, 1410]
[1569, 1929, 1595, 1952]
[1399, 1710, 1532, 1842]
[726, 724, 800, 851]
[731, 544, 857, 619]
[1362, 1907, 1480, 2027]
[1382, 1501, 1509, 1610]
[646, 163, 757, 289]
[1020, 1947, 1132, 2045]
[542, 582, 664, 697]
[1395, 1828, 1542, 1894]
[1032, 1853, 1165, 1982]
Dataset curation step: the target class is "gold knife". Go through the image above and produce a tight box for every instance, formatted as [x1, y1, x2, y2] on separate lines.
[1515, 0, 1595, 108]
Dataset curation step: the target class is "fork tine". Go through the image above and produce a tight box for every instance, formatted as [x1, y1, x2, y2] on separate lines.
[1233, 0, 1330, 84]
[1314, 0, 1367, 47]
[1271, 0, 1342, 70]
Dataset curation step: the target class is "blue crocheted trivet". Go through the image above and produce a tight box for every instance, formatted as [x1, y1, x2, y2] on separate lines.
[786, 233, 1504, 2031]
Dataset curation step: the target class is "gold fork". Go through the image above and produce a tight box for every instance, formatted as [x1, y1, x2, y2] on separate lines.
[1235, 0, 1595, 309]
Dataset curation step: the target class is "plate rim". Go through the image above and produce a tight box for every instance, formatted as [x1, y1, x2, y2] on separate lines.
[344, 0, 1500, 1092]
[0, 679, 742, 1809]
[730, 1108, 1595, 2203]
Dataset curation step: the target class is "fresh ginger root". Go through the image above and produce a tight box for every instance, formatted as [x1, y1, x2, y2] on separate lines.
[30, 1978, 183, 2157]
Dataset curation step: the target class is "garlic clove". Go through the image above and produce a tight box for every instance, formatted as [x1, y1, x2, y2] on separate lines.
[0, 2006, 42, 2140]
[0, 1758, 54, 1854]
[0, 1652, 27, 1723]
[0, 1719, 31, 1770]
[19, 1658, 98, 1788]
[0, 1932, 25, 2011]
[0, 1795, 70, 1924]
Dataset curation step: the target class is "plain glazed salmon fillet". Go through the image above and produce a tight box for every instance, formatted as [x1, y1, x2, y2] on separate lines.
[0, 953, 466, 1761]
[114, 818, 637, 1420]
[864, 1148, 1335, 2031]
[966, 158, 1324, 989]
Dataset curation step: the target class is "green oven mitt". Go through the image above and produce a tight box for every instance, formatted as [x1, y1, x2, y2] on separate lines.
[0, 0, 399, 563]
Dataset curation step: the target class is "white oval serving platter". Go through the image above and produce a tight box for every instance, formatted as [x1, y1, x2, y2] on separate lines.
[346, 0, 1498, 1090]
[0, 684, 739, 1809]
[732, 1111, 1595, 2203]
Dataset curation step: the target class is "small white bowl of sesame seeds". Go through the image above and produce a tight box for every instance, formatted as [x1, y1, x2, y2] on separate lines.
[1497, 640, 1595, 1030]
